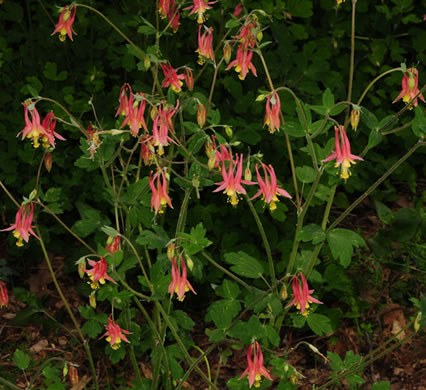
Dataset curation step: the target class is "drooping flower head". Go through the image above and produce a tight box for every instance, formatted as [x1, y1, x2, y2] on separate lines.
[251, 163, 291, 211]
[120, 93, 148, 137]
[0, 280, 8, 307]
[1, 203, 39, 247]
[19, 104, 65, 149]
[168, 255, 196, 301]
[158, 0, 171, 18]
[101, 315, 132, 350]
[51, 5, 77, 42]
[105, 236, 121, 255]
[286, 273, 323, 316]
[350, 107, 360, 131]
[226, 46, 257, 80]
[149, 169, 173, 215]
[86, 122, 102, 160]
[322, 125, 363, 180]
[161, 64, 185, 93]
[150, 104, 178, 155]
[115, 83, 132, 117]
[141, 135, 155, 166]
[196, 25, 215, 65]
[213, 153, 254, 206]
[168, 0, 180, 33]
[185, 0, 216, 24]
[393, 68, 425, 109]
[239, 341, 272, 388]
[184, 68, 194, 90]
[84, 257, 117, 289]
[264, 93, 281, 133]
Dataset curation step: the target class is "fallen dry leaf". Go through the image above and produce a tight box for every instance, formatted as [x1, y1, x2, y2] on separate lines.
[30, 339, 49, 353]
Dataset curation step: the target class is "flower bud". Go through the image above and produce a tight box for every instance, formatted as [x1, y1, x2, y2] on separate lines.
[29, 189, 37, 201]
[408, 73, 416, 91]
[225, 126, 233, 137]
[44, 152, 52, 172]
[0, 281, 8, 307]
[244, 167, 252, 182]
[144, 57, 151, 70]
[185, 255, 194, 271]
[280, 285, 288, 301]
[184, 68, 194, 90]
[89, 294, 96, 309]
[223, 42, 232, 64]
[167, 243, 176, 260]
[256, 94, 266, 102]
[197, 103, 207, 128]
[256, 30, 263, 43]
[208, 156, 216, 170]
[68, 365, 79, 385]
[77, 260, 86, 278]
[350, 108, 360, 131]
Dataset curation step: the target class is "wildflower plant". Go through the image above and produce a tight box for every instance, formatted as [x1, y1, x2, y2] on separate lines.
[0, 1, 425, 389]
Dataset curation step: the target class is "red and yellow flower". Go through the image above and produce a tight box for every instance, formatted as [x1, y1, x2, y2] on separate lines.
[0, 280, 8, 307]
[239, 341, 273, 388]
[286, 273, 323, 316]
[84, 257, 117, 289]
[161, 64, 185, 93]
[51, 5, 77, 42]
[393, 68, 425, 109]
[1, 203, 39, 247]
[149, 169, 173, 215]
[168, 256, 196, 301]
[264, 93, 281, 133]
[102, 315, 132, 350]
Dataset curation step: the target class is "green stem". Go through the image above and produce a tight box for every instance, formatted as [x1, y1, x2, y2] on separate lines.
[257, 48, 300, 207]
[193, 345, 212, 390]
[245, 195, 275, 284]
[0, 376, 22, 390]
[344, 0, 357, 127]
[328, 140, 424, 232]
[155, 302, 218, 389]
[125, 306, 143, 386]
[0, 180, 20, 208]
[35, 226, 99, 390]
[175, 188, 192, 236]
[201, 250, 253, 291]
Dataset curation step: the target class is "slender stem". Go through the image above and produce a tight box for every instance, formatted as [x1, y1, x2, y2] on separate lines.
[245, 195, 275, 284]
[193, 345, 212, 390]
[125, 306, 143, 386]
[344, 0, 357, 127]
[155, 302, 218, 389]
[304, 184, 336, 279]
[381, 120, 412, 135]
[35, 226, 99, 390]
[328, 141, 424, 232]
[0, 180, 21, 208]
[257, 48, 300, 207]
[175, 188, 192, 236]
[201, 250, 253, 291]
[37, 201, 96, 253]
[357, 68, 402, 106]
[0, 376, 22, 390]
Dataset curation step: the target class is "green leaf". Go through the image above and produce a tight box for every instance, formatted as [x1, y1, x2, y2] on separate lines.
[375, 201, 393, 224]
[295, 166, 316, 183]
[43, 187, 62, 202]
[327, 228, 365, 268]
[71, 219, 99, 238]
[360, 107, 379, 130]
[287, 0, 313, 18]
[13, 349, 30, 370]
[216, 279, 240, 300]
[224, 251, 264, 278]
[82, 319, 103, 338]
[101, 225, 120, 237]
[307, 313, 332, 335]
[225, 18, 240, 29]
[136, 226, 169, 249]
[322, 88, 335, 110]
[205, 299, 241, 329]
[368, 128, 383, 149]
[328, 351, 344, 371]
[182, 223, 212, 255]
[282, 121, 305, 138]
[297, 224, 325, 244]
[264, 324, 280, 347]
[371, 381, 391, 390]
[172, 310, 195, 330]
[137, 25, 156, 35]
[390, 208, 421, 242]
[412, 105, 426, 138]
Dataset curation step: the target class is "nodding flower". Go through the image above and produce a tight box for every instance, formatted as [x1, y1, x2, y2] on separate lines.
[196, 25, 214, 65]
[83, 257, 117, 290]
[0, 280, 9, 307]
[102, 315, 132, 350]
[168, 255, 196, 301]
[264, 93, 281, 134]
[213, 153, 254, 206]
[286, 273, 323, 316]
[239, 341, 273, 388]
[251, 163, 291, 211]
[322, 125, 363, 180]
[149, 169, 173, 215]
[161, 64, 185, 93]
[51, 5, 77, 42]
[1, 203, 39, 247]
[393, 68, 425, 109]
[226, 46, 257, 80]
[185, 0, 216, 24]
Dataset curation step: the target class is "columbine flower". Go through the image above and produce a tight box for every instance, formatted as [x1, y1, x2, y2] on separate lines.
[161, 64, 185, 93]
[226, 46, 257, 80]
[84, 257, 117, 289]
[185, 0, 216, 24]
[0, 280, 8, 307]
[141, 135, 155, 165]
[251, 164, 291, 211]
[115, 83, 132, 117]
[239, 341, 273, 388]
[393, 68, 425, 109]
[213, 154, 253, 206]
[286, 273, 322, 316]
[19, 104, 65, 149]
[102, 315, 132, 350]
[51, 5, 77, 42]
[264, 93, 281, 133]
[196, 25, 214, 65]
[168, 0, 180, 33]
[86, 122, 102, 160]
[322, 125, 363, 180]
[184, 68, 194, 90]
[158, 0, 171, 18]
[120, 93, 148, 137]
[150, 105, 178, 155]
[168, 256, 196, 301]
[233, 3, 243, 17]
[105, 236, 120, 255]
[197, 103, 207, 127]
[149, 169, 173, 215]
[1, 203, 39, 247]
